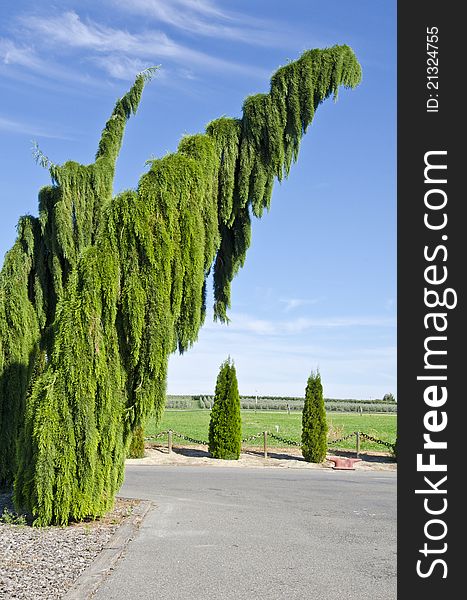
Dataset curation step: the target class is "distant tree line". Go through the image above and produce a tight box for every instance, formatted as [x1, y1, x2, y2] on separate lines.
[167, 394, 397, 412]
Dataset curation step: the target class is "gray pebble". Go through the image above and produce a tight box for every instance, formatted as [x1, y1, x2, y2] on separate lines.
[0, 493, 136, 599]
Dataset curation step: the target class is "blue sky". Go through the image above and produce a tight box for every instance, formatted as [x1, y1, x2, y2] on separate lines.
[0, 0, 396, 399]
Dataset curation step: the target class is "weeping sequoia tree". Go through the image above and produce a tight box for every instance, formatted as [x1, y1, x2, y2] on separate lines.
[0, 45, 361, 525]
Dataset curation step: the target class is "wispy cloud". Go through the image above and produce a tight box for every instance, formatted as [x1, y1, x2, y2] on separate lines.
[90, 55, 156, 82]
[0, 37, 107, 91]
[0, 38, 41, 69]
[204, 312, 396, 337]
[168, 319, 396, 397]
[0, 116, 75, 140]
[280, 297, 321, 312]
[16, 11, 268, 81]
[109, 0, 300, 48]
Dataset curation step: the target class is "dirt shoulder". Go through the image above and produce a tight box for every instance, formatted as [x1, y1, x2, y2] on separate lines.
[126, 444, 397, 471]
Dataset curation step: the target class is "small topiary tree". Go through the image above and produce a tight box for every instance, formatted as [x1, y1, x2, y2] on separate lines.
[208, 358, 241, 459]
[301, 371, 328, 463]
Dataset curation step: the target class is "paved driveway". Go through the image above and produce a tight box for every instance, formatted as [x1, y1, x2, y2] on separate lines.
[93, 466, 396, 600]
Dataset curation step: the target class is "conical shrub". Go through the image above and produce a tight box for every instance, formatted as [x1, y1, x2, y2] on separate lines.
[208, 358, 241, 460]
[301, 371, 328, 462]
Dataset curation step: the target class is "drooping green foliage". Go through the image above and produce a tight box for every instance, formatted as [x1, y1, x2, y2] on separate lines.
[0, 218, 42, 485]
[301, 371, 328, 463]
[208, 358, 242, 460]
[0, 46, 361, 523]
[0, 70, 152, 489]
[210, 45, 361, 321]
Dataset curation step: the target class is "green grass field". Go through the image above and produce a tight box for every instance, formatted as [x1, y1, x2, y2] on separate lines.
[145, 410, 397, 453]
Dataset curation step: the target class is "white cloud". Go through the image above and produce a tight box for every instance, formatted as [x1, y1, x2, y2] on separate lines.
[204, 311, 396, 337]
[20, 12, 167, 53]
[0, 116, 75, 140]
[116, 0, 232, 30]
[167, 309, 396, 397]
[0, 37, 107, 91]
[280, 297, 320, 312]
[168, 325, 396, 397]
[109, 0, 299, 48]
[0, 38, 40, 69]
[17, 11, 269, 80]
[91, 55, 157, 81]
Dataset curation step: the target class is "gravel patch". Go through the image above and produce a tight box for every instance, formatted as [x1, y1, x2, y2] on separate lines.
[0, 493, 139, 600]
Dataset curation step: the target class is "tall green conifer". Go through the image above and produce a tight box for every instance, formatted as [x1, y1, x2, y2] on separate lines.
[208, 358, 241, 460]
[301, 371, 328, 463]
[0, 46, 361, 524]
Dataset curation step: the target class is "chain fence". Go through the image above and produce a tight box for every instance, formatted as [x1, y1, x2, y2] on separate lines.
[145, 431, 169, 440]
[171, 431, 209, 445]
[357, 432, 395, 450]
[145, 429, 395, 453]
[241, 432, 265, 443]
[327, 432, 356, 444]
[267, 432, 301, 447]
[146, 430, 208, 445]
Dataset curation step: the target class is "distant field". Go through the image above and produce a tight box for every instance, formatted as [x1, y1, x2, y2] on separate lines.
[145, 410, 396, 452]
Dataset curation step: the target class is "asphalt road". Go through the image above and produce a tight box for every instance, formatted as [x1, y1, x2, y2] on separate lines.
[93, 466, 396, 600]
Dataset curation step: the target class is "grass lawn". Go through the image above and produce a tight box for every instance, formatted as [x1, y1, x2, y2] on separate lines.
[145, 410, 396, 453]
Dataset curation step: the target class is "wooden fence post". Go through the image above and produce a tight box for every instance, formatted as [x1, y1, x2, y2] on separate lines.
[263, 431, 268, 459]
[168, 430, 173, 454]
[356, 431, 360, 457]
